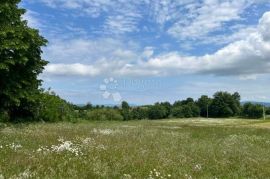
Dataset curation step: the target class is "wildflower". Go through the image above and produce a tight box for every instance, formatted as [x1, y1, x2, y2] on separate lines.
[8, 143, 22, 151]
[123, 174, 132, 178]
[51, 139, 82, 156]
[194, 164, 202, 171]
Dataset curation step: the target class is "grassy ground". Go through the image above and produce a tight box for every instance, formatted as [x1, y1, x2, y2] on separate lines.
[0, 118, 270, 179]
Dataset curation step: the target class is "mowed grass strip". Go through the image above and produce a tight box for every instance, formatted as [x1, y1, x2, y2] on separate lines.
[0, 119, 270, 178]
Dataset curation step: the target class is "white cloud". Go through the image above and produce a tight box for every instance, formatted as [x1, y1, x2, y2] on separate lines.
[28, 0, 269, 43]
[43, 11, 270, 78]
[142, 47, 154, 58]
[22, 10, 41, 29]
[168, 0, 251, 40]
[45, 63, 100, 76]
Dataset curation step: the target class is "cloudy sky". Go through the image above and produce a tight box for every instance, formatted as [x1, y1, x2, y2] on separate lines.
[21, 0, 270, 105]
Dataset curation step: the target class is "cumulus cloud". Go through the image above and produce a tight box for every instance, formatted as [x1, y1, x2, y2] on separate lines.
[44, 11, 270, 78]
[45, 63, 100, 76]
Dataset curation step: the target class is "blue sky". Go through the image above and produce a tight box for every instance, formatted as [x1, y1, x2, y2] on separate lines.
[21, 0, 270, 105]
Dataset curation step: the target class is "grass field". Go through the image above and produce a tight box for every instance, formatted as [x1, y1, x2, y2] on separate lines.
[1, 118, 270, 178]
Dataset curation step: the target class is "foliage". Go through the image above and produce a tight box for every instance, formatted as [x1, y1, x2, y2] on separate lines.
[121, 101, 131, 121]
[148, 104, 167, 120]
[171, 106, 184, 118]
[241, 103, 263, 119]
[266, 107, 270, 115]
[209, 92, 241, 118]
[158, 102, 171, 118]
[86, 109, 123, 121]
[0, 0, 48, 120]
[197, 95, 212, 117]
[130, 107, 148, 120]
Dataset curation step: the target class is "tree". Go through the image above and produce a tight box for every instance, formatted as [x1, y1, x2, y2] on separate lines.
[242, 103, 263, 119]
[172, 106, 184, 118]
[197, 95, 212, 117]
[148, 104, 167, 120]
[209, 92, 241, 118]
[130, 107, 148, 120]
[0, 0, 48, 119]
[159, 102, 171, 118]
[266, 107, 270, 115]
[121, 101, 130, 120]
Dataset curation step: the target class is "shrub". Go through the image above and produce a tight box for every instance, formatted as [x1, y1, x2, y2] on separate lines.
[33, 91, 76, 122]
[0, 111, 9, 123]
[242, 103, 263, 119]
[130, 107, 148, 120]
[86, 109, 123, 121]
[172, 106, 184, 118]
[148, 104, 167, 120]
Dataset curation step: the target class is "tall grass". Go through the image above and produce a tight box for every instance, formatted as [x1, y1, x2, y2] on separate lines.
[0, 119, 270, 178]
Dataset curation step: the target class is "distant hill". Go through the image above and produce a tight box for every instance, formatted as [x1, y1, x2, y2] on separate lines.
[241, 101, 270, 107]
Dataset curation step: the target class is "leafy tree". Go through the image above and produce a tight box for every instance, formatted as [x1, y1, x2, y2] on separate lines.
[84, 103, 93, 110]
[197, 95, 212, 117]
[0, 0, 48, 120]
[121, 101, 131, 120]
[242, 103, 263, 119]
[266, 107, 270, 115]
[181, 98, 195, 105]
[173, 100, 182, 107]
[158, 102, 171, 118]
[130, 107, 148, 120]
[171, 106, 184, 118]
[148, 104, 167, 120]
[209, 92, 241, 118]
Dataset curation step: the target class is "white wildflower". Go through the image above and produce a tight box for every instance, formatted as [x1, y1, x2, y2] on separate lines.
[51, 140, 82, 156]
[185, 174, 192, 179]
[93, 128, 120, 135]
[96, 144, 106, 150]
[82, 138, 95, 145]
[8, 143, 22, 151]
[194, 164, 202, 171]
[123, 174, 132, 178]
[16, 169, 35, 178]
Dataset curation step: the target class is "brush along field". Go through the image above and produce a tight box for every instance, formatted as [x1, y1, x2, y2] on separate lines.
[1, 119, 270, 178]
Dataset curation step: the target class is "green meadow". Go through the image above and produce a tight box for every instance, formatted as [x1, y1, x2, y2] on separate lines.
[1, 118, 270, 179]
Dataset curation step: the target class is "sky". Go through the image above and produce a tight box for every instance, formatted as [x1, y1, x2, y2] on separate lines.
[20, 0, 270, 105]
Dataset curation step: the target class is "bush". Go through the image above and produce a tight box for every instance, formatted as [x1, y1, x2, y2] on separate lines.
[242, 103, 263, 119]
[148, 105, 167, 120]
[0, 111, 9, 123]
[33, 91, 76, 122]
[172, 106, 184, 118]
[86, 109, 123, 121]
[131, 107, 148, 120]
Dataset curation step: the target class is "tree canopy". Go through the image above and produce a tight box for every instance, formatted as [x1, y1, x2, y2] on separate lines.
[0, 0, 48, 119]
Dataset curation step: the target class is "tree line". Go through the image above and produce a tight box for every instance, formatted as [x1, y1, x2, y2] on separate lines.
[77, 91, 270, 121]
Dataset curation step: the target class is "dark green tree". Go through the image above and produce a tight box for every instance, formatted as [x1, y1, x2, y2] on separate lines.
[209, 92, 241, 118]
[148, 104, 167, 120]
[241, 103, 263, 119]
[130, 107, 148, 120]
[0, 0, 48, 119]
[159, 102, 171, 118]
[197, 95, 212, 117]
[121, 101, 130, 120]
